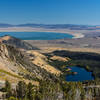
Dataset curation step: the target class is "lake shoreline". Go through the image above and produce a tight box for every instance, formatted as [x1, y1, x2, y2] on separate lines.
[0, 31, 73, 40]
[66, 66, 94, 82]
[0, 27, 85, 39]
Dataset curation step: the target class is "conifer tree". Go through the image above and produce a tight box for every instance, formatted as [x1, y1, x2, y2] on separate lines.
[27, 82, 34, 100]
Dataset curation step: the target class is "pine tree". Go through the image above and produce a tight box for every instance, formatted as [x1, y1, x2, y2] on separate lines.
[27, 82, 34, 100]
[5, 80, 11, 92]
[5, 80, 12, 98]
[16, 81, 27, 99]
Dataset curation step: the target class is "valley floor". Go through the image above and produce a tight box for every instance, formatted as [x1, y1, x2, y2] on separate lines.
[25, 37, 100, 54]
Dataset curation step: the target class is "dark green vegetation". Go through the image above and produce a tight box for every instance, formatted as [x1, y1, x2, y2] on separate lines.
[46, 50, 100, 79]
[1, 80, 100, 100]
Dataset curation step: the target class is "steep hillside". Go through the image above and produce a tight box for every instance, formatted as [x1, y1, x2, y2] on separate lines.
[0, 43, 60, 86]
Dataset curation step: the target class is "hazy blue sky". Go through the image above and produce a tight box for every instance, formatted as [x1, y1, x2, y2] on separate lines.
[0, 0, 100, 25]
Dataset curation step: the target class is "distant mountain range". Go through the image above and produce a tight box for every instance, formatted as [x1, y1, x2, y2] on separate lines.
[0, 23, 100, 30]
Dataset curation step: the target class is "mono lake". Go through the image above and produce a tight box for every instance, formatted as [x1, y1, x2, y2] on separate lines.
[0, 32, 73, 40]
[66, 66, 94, 82]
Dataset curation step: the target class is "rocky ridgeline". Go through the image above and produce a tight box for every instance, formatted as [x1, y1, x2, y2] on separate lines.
[0, 35, 39, 50]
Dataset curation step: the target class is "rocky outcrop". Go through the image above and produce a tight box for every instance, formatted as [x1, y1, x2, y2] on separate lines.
[0, 35, 39, 50]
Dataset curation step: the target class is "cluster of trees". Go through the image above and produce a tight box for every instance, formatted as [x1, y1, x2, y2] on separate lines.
[1, 80, 100, 100]
[1, 80, 40, 100]
[1, 80, 64, 100]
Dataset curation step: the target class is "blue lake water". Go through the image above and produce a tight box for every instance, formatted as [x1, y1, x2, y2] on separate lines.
[66, 66, 94, 82]
[0, 32, 73, 40]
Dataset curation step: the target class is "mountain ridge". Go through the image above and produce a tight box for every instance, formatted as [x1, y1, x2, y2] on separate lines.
[0, 23, 98, 30]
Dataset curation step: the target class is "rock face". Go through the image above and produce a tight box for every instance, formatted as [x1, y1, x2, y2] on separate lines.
[0, 35, 39, 50]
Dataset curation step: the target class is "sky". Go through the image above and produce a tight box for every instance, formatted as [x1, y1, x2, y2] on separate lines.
[0, 0, 100, 25]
